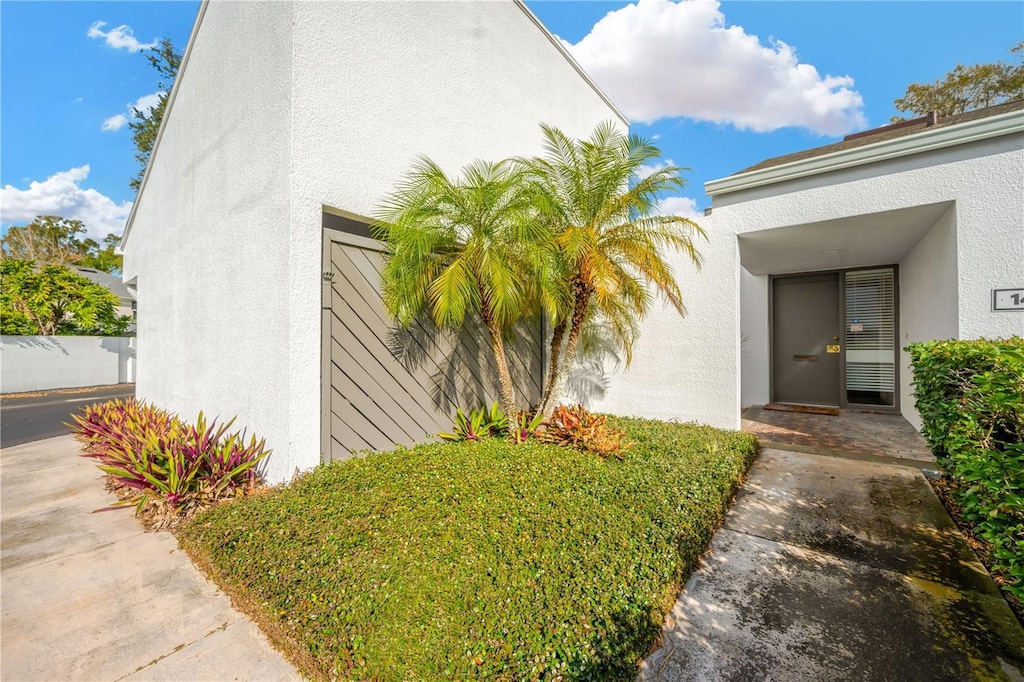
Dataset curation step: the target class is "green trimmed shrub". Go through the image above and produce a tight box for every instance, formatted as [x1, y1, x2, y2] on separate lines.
[908, 338, 1023, 601]
[181, 417, 757, 681]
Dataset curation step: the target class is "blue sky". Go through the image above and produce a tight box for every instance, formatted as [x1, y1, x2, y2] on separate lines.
[2, 1, 1022, 238]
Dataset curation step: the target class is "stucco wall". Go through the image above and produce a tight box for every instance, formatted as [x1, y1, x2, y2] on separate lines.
[582, 221, 741, 430]
[122, 2, 295, 478]
[898, 205, 959, 429]
[125, 2, 623, 481]
[740, 268, 770, 408]
[717, 133, 1022, 430]
[284, 2, 625, 477]
[1, 336, 134, 393]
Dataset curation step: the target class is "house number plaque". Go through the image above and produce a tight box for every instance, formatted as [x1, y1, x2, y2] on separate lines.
[992, 288, 1024, 312]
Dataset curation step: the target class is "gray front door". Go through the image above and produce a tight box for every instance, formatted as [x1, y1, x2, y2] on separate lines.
[772, 273, 841, 406]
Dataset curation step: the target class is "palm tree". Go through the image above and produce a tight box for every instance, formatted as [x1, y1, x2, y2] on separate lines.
[520, 122, 707, 417]
[372, 157, 558, 419]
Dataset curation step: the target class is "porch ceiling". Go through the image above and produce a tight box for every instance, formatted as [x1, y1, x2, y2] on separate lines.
[738, 202, 951, 275]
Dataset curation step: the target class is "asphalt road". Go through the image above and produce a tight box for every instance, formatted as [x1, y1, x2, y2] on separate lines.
[0, 384, 136, 448]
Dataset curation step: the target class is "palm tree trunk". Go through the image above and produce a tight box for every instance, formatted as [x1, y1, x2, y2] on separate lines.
[480, 305, 519, 420]
[539, 284, 591, 416]
[539, 317, 567, 414]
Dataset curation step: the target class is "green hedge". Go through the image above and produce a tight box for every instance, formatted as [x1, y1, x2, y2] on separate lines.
[180, 417, 757, 681]
[908, 337, 1023, 601]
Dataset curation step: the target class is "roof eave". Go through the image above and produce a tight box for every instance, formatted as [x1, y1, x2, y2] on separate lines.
[705, 109, 1024, 198]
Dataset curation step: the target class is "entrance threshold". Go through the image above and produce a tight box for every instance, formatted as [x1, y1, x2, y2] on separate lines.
[764, 402, 840, 416]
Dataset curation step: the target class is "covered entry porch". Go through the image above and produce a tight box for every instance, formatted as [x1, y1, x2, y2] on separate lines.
[742, 405, 934, 464]
[738, 201, 957, 430]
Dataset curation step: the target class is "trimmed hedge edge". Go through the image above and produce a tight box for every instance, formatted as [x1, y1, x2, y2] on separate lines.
[908, 337, 1023, 604]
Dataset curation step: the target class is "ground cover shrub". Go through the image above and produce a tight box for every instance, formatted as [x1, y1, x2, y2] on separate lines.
[71, 398, 269, 530]
[908, 338, 1023, 601]
[180, 417, 757, 681]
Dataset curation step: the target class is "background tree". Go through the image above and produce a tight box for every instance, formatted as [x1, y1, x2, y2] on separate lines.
[520, 123, 705, 417]
[373, 158, 557, 419]
[0, 259, 132, 336]
[78, 234, 123, 273]
[893, 41, 1024, 120]
[0, 216, 123, 274]
[129, 38, 182, 191]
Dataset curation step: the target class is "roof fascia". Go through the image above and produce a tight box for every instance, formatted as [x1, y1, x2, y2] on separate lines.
[705, 109, 1024, 198]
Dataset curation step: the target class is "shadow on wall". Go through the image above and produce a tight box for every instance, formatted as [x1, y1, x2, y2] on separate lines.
[0, 335, 134, 393]
[3, 335, 71, 355]
[388, 313, 543, 413]
[100, 336, 134, 357]
[563, 324, 622, 407]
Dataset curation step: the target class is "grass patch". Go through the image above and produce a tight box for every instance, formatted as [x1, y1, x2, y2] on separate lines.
[180, 416, 757, 681]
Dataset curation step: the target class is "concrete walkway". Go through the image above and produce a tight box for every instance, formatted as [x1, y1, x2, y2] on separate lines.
[1, 435, 300, 681]
[641, 449, 1024, 681]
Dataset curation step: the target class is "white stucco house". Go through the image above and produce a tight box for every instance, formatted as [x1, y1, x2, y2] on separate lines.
[121, 1, 626, 482]
[589, 100, 1023, 431]
[123, 1, 1022, 482]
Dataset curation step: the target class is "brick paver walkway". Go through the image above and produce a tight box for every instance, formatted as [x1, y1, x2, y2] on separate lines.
[743, 406, 934, 462]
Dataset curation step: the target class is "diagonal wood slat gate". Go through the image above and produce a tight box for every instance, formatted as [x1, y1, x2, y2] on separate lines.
[321, 223, 543, 462]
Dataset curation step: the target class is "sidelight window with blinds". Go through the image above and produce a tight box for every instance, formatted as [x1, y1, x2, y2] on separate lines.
[844, 268, 896, 406]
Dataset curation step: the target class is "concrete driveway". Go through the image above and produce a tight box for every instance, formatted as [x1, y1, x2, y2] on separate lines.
[642, 449, 1024, 681]
[1, 435, 300, 681]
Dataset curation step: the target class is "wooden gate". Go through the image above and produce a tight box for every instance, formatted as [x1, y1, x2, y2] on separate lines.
[321, 223, 543, 462]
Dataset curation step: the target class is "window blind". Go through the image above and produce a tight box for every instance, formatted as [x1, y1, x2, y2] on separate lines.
[845, 268, 895, 392]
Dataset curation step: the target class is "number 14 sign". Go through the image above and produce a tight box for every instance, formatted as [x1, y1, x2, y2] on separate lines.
[992, 288, 1024, 312]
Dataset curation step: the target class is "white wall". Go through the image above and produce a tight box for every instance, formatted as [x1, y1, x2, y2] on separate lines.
[898, 205, 959, 429]
[122, 2, 295, 479]
[583, 221, 741, 430]
[1, 336, 134, 393]
[740, 267, 770, 408]
[124, 1, 624, 481]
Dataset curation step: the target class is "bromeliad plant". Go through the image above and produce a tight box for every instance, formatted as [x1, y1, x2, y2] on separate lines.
[439, 402, 508, 442]
[71, 399, 269, 530]
[438, 403, 544, 445]
[509, 410, 545, 445]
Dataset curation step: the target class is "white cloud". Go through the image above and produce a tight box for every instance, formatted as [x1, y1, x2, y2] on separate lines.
[131, 92, 161, 114]
[636, 158, 674, 180]
[87, 21, 157, 53]
[563, 0, 866, 135]
[655, 196, 703, 222]
[101, 114, 128, 132]
[0, 166, 132, 239]
[100, 91, 161, 132]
